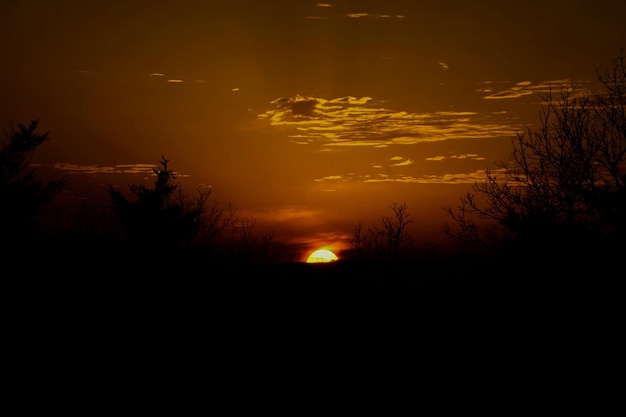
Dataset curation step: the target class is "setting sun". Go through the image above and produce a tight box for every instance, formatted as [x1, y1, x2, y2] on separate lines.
[306, 249, 339, 264]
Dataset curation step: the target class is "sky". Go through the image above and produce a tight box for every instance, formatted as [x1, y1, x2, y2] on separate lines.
[2, 0, 626, 260]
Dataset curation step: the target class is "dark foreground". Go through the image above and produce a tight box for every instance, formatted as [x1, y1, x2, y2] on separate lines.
[8, 254, 618, 325]
[5, 255, 620, 410]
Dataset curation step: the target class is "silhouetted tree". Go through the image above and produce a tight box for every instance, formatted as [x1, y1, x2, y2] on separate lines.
[445, 50, 626, 269]
[226, 217, 294, 264]
[108, 156, 235, 255]
[349, 202, 414, 261]
[0, 119, 66, 244]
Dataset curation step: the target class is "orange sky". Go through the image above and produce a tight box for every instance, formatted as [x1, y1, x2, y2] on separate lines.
[2, 0, 626, 260]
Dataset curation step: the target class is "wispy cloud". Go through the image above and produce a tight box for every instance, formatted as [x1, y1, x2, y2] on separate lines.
[258, 95, 525, 184]
[147, 73, 205, 84]
[51, 162, 190, 177]
[389, 156, 414, 167]
[258, 94, 523, 147]
[307, 7, 405, 20]
[314, 168, 507, 185]
[346, 13, 405, 19]
[477, 79, 577, 99]
[426, 154, 485, 162]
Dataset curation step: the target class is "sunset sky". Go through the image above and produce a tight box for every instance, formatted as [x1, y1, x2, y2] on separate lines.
[2, 0, 625, 260]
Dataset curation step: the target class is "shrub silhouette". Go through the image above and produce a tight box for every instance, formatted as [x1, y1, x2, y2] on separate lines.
[445, 50, 626, 272]
[0, 119, 66, 245]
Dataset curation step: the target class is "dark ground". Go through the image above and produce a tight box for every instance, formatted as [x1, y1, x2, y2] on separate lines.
[8, 254, 618, 327]
[4, 254, 620, 411]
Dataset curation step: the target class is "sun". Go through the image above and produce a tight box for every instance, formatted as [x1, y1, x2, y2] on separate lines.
[306, 249, 339, 263]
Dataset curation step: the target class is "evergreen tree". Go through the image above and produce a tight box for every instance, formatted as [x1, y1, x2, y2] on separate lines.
[0, 120, 66, 244]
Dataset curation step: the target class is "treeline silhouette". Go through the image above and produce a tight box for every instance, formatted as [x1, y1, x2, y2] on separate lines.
[2, 51, 625, 293]
[0, 126, 301, 277]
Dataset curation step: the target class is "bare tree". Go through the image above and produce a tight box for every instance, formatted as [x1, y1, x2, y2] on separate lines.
[349, 202, 414, 261]
[445, 50, 626, 265]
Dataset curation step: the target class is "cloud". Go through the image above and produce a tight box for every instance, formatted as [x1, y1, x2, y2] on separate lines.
[314, 175, 343, 182]
[426, 154, 485, 162]
[264, 95, 327, 121]
[52, 162, 155, 175]
[151, 73, 200, 83]
[306, 6, 406, 20]
[452, 153, 484, 160]
[313, 165, 514, 185]
[345, 13, 405, 19]
[148, 74, 204, 84]
[258, 94, 534, 185]
[425, 156, 446, 161]
[390, 158, 414, 167]
[367, 169, 504, 185]
[477, 79, 576, 99]
[259, 94, 523, 147]
[312, 169, 494, 185]
[51, 162, 190, 178]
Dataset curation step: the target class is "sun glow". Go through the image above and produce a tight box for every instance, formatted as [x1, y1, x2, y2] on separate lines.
[306, 249, 339, 263]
